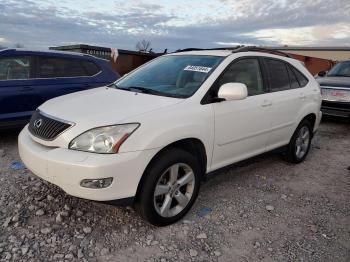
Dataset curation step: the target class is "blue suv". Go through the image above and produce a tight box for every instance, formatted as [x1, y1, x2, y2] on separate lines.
[0, 49, 119, 129]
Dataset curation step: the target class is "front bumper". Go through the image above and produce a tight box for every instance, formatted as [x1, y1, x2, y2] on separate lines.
[18, 126, 158, 201]
[321, 100, 350, 118]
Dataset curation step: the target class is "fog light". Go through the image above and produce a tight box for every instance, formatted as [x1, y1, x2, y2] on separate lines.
[80, 178, 113, 189]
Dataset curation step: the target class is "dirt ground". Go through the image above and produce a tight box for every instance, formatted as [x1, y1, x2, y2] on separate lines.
[0, 118, 349, 262]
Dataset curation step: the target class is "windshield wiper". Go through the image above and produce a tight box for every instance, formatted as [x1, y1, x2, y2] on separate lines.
[119, 86, 163, 95]
[117, 86, 186, 98]
[113, 85, 147, 92]
[127, 86, 156, 94]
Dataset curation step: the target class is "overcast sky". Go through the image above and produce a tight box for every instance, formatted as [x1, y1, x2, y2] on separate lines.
[0, 0, 349, 52]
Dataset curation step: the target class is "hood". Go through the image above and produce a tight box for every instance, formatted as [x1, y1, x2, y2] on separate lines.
[39, 87, 183, 128]
[317, 76, 350, 88]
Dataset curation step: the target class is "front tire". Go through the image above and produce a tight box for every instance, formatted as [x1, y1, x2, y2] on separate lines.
[285, 120, 312, 163]
[135, 148, 201, 226]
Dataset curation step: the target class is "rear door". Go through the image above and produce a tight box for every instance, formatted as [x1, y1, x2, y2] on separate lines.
[33, 56, 99, 102]
[262, 58, 307, 150]
[0, 55, 38, 125]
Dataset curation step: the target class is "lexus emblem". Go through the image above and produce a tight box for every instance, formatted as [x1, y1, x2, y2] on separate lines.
[33, 119, 43, 129]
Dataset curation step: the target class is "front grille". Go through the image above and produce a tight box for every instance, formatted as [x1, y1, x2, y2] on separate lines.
[28, 110, 72, 141]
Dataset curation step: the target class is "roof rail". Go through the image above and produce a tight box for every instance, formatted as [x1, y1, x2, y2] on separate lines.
[231, 46, 292, 58]
[174, 48, 206, 52]
[174, 45, 292, 58]
[174, 46, 244, 53]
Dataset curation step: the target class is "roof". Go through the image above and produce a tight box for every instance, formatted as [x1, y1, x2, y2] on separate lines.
[0, 48, 104, 60]
[171, 50, 232, 57]
[171, 50, 298, 63]
[50, 44, 160, 57]
[172, 46, 293, 58]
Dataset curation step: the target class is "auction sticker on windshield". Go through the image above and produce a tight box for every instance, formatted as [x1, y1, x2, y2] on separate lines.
[184, 65, 212, 73]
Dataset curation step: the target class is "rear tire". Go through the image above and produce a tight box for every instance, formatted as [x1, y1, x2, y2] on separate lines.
[284, 119, 312, 164]
[135, 148, 201, 226]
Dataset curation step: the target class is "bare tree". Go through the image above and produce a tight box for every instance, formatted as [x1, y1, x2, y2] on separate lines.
[136, 39, 151, 52]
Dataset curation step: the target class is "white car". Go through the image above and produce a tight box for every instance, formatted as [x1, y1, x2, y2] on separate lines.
[18, 47, 322, 226]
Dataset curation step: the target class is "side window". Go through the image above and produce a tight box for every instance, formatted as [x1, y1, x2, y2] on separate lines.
[286, 65, 300, 89]
[291, 66, 308, 87]
[81, 61, 100, 76]
[217, 58, 264, 96]
[37, 57, 87, 78]
[37, 58, 55, 78]
[265, 58, 290, 92]
[0, 56, 30, 80]
[64, 59, 86, 77]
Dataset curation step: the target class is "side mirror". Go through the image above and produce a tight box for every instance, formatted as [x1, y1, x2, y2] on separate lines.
[318, 71, 327, 77]
[217, 83, 248, 101]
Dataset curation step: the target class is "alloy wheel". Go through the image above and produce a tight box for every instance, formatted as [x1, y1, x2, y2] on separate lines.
[153, 163, 195, 218]
[295, 126, 310, 159]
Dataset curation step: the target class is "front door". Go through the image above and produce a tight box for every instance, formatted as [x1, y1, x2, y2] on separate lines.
[211, 57, 272, 170]
[0, 56, 37, 125]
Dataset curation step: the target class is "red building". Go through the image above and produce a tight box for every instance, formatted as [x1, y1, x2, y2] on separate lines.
[286, 53, 335, 75]
[50, 44, 160, 76]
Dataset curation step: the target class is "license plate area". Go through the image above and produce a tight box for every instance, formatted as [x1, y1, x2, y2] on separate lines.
[321, 88, 350, 102]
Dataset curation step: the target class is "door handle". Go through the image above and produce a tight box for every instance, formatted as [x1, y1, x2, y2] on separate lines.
[261, 100, 272, 107]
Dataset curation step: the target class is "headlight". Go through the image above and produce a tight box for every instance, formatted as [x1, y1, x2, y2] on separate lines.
[69, 123, 139, 154]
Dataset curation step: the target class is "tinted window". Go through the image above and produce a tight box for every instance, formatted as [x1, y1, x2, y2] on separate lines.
[265, 59, 290, 91]
[217, 58, 264, 96]
[82, 61, 100, 76]
[287, 65, 300, 89]
[292, 67, 308, 87]
[0, 56, 30, 80]
[37, 57, 88, 78]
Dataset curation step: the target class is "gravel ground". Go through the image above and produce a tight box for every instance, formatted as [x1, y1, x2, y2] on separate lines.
[0, 119, 349, 262]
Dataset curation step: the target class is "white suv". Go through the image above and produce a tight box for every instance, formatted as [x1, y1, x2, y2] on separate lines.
[18, 47, 322, 226]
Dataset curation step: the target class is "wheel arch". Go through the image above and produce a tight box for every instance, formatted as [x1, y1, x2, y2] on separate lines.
[299, 113, 317, 133]
[135, 137, 208, 200]
[288, 112, 317, 142]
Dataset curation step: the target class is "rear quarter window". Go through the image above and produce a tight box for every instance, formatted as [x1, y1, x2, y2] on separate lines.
[291, 66, 309, 87]
[81, 61, 100, 76]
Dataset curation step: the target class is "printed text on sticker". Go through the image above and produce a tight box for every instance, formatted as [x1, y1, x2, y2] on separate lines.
[184, 65, 212, 73]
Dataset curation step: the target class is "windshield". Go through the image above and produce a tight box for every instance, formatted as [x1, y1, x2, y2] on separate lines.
[113, 55, 224, 98]
[327, 61, 350, 77]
